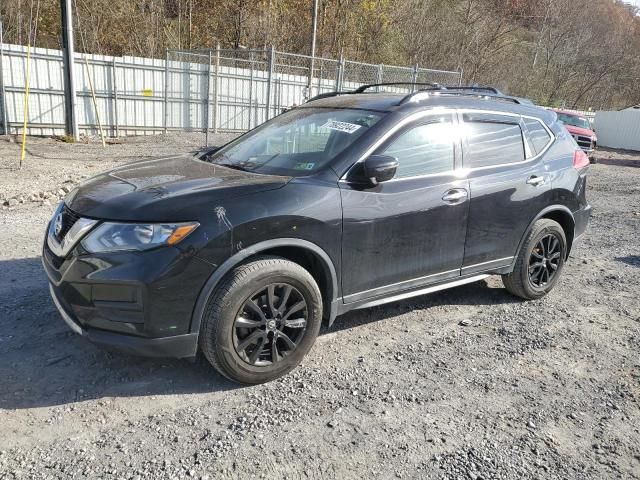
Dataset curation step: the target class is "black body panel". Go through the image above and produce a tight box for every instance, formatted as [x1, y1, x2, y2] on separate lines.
[340, 174, 469, 301]
[42, 92, 590, 359]
[66, 154, 290, 221]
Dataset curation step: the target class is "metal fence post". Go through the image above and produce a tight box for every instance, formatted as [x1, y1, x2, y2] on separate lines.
[213, 43, 220, 133]
[411, 64, 418, 92]
[376, 64, 383, 90]
[0, 21, 8, 135]
[316, 61, 323, 94]
[204, 50, 212, 146]
[112, 58, 119, 137]
[163, 48, 169, 134]
[60, 0, 79, 139]
[336, 55, 344, 91]
[458, 68, 464, 87]
[265, 46, 275, 120]
[248, 51, 254, 130]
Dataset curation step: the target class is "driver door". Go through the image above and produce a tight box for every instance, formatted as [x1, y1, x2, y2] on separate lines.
[340, 112, 469, 304]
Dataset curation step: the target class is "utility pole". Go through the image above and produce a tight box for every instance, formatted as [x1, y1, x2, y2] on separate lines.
[60, 0, 79, 140]
[0, 20, 9, 135]
[307, 0, 318, 98]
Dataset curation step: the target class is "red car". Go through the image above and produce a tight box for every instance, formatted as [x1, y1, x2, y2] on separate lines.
[552, 109, 597, 155]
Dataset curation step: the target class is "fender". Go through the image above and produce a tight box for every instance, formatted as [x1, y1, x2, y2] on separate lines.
[189, 238, 340, 335]
[508, 204, 575, 271]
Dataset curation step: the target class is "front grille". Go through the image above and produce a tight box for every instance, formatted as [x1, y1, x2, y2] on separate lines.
[44, 240, 65, 269]
[573, 134, 592, 150]
[56, 205, 81, 242]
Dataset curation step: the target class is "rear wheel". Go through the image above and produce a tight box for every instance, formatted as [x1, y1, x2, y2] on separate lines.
[502, 219, 567, 300]
[199, 256, 322, 384]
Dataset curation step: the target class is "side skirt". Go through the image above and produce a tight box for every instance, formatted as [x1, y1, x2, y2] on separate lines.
[336, 273, 490, 315]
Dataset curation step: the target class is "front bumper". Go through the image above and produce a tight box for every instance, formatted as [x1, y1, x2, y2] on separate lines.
[49, 284, 198, 358]
[42, 227, 214, 358]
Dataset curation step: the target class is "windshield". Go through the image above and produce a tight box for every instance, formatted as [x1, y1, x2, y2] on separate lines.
[556, 113, 591, 130]
[202, 108, 382, 176]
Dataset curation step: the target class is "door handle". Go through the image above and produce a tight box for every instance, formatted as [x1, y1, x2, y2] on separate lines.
[526, 175, 545, 186]
[442, 188, 468, 204]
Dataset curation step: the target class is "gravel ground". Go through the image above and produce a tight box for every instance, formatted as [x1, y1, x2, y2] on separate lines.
[0, 138, 639, 479]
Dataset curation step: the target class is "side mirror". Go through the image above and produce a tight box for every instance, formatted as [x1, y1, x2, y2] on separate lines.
[201, 146, 220, 155]
[363, 154, 399, 185]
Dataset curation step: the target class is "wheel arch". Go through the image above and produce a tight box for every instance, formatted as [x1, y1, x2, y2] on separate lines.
[510, 205, 576, 270]
[190, 238, 339, 335]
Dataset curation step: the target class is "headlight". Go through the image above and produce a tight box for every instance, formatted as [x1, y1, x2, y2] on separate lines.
[81, 222, 199, 253]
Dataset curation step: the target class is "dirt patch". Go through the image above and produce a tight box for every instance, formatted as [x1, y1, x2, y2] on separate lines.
[0, 140, 639, 479]
[593, 147, 640, 168]
[0, 133, 236, 205]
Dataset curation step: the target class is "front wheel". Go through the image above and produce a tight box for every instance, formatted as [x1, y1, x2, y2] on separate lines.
[502, 219, 567, 300]
[199, 256, 323, 384]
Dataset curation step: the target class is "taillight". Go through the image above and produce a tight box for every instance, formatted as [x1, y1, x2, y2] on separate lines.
[573, 150, 589, 169]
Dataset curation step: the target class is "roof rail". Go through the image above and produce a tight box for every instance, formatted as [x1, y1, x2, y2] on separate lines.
[440, 92, 521, 104]
[353, 82, 442, 93]
[305, 83, 524, 107]
[305, 91, 353, 103]
[400, 89, 522, 106]
[306, 82, 442, 103]
[441, 86, 503, 95]
[305, 82, 444, 104]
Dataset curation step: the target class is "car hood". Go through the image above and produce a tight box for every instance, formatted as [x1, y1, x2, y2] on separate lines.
[65, 154, 291, 221]
[563, 124, 595, 137]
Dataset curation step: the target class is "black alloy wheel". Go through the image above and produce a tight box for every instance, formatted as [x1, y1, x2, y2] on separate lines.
[233, 283, 308, 366]
[502, 218, 567, 300]
[528, 233, 562, 288]
[199, 256, 322, 384]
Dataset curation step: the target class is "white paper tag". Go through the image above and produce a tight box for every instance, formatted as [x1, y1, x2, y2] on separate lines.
[321, 120, 362, 134]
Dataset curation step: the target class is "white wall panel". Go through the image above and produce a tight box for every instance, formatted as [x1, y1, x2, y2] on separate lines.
[0, 43, 461, 138]
[595, 111, 640, 151]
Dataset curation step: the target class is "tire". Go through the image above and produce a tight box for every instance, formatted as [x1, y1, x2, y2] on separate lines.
[502, 219, 567, 300]
[199, 256, 323, 384]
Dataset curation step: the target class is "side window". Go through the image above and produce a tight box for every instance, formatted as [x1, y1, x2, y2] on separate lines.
[381, 120, 455, 178]
[463, 117, 525, 168]
[523, 118, 552, 156]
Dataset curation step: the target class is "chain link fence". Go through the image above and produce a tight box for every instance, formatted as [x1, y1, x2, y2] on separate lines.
[0, 40, 461, 144]
[165, 47, 462, 145]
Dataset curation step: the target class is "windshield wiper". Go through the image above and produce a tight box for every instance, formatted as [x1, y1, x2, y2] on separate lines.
[217, 163, 251, 172]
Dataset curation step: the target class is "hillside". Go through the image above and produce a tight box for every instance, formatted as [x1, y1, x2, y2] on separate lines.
[1, 0, 639, 109]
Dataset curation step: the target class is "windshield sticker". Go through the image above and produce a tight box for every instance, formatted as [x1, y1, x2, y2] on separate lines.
[294, 162, 315, 170]
[321, 120, 362, 134]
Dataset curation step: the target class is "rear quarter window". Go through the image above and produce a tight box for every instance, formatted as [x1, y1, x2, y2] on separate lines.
[524, 118, 553, 155]
[463, 118, 525, 168]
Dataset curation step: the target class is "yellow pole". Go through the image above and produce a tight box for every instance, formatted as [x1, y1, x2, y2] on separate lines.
[84, 55, 106, 147]
[20, 43, 32, 168]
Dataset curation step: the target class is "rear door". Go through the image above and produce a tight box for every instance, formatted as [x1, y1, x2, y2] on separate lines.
[340, 112, 469, 303]
[460, 111, 552, 275]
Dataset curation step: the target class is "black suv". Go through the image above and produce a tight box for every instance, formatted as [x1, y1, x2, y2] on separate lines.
[43, 84, 591, 384]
